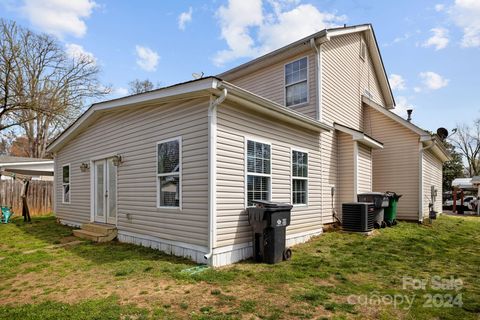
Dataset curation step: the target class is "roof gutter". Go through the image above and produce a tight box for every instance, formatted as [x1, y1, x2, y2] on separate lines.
[204, 84, 227, 263]
[310, 34, 330, 122]
[220, 82, 333, 132]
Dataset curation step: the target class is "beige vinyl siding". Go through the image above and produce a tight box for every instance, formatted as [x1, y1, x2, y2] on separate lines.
[319, 32, 386, 224]
[363, 106, 420, 220]
[337, 132, 355, 215]
[357, 144, 372, 194]
[319, 130, 338, 224]
[228, 50, 318, 119]
[322, 32, 385, 130]
[216, 102, 322, 247]
[422, 149, 443, 217]
[55, 98, 210, 247]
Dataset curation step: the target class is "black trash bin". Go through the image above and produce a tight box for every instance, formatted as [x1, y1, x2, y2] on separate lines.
[357, 192, 389, 228]
[247, 200, 292, 264]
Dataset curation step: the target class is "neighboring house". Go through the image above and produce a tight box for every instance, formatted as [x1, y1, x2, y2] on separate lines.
[0, 156, 54, 180]
[47, 24, 450, 266]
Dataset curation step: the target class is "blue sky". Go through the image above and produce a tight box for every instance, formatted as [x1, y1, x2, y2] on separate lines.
[1, 0, 479, 134]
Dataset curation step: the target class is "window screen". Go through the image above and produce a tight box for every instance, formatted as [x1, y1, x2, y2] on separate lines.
[157, 139, 181, 207]
[285, 57, 308, 106]
[292, 150, 308, 205]
[247, 140, 271, 206]
[62, 165, 70, 203]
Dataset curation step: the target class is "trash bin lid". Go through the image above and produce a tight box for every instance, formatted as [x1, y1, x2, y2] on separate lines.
[385, 191, 403, 200]
[358, 192, 386, 196]
[252, 200, 293, 209]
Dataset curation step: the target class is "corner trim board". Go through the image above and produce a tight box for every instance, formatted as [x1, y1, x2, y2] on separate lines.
[353, 141, 359, 201]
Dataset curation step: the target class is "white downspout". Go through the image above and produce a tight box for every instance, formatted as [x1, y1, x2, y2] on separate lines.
[353, 141, 359, 201]
[204, 87, 227, 262]
[310, 35, 328, 226]
[419, 139, 436, 222]
[52, 154, 57, 214]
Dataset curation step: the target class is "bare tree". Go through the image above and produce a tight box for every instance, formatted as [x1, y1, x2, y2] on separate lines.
[128, 79, 157, 94]
[450, 120, 480, 177]
[0, 19, 110, 158]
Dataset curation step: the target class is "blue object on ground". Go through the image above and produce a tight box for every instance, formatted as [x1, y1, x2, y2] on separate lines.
[1, 207, 12, 223]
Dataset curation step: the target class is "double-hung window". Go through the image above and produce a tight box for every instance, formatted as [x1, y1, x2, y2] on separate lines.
[62, 164, 70, 204]
[291, 150, 308, 205]
[157, 137, 181, 208]
[246, 140, 271, 207]
[285, 57, 308, 107]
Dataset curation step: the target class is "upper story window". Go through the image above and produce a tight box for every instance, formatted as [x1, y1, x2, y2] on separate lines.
[157, 137, 181, 208]
[246, 140, 271, 207]
[360, 40, 367, 61]
[285, 57, 308, 107]
[62, 164, 70, 204]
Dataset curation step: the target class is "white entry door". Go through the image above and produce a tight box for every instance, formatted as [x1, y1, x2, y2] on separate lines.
[94, 158, 117, 224]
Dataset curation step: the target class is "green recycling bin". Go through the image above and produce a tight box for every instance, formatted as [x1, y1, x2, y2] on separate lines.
[384, 192, 402, 227]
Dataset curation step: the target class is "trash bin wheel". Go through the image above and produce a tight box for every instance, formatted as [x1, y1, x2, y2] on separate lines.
[381, 221, 387, 228]
[374, 222, 380, 229]
[392, 219, 397, 226]
[283, 248, 292, 261]
[386, 220, 392, 227]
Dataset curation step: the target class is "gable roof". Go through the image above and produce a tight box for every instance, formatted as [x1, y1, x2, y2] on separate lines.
[362, 96, 451, 162]
[218, 23, 395, 109]
[0, 156, 52, 164]
[333, 123, 384, 149]
[47, 77, 333, 153]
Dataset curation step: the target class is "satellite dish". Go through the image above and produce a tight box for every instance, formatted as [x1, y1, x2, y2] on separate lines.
[437, 127, 449, 140]
[192, 72, 204, 80]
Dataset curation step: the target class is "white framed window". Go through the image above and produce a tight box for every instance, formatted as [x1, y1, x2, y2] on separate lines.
[157, 137, 182, 209]
[62, 164, 70, 204]
[246, 139, 271, 207]
[285, 57, 308, 107]
[291, 150, 308, 205]
[360, 40, 367, 61]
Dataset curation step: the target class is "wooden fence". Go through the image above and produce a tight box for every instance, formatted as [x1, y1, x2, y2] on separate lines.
[0, 179, 53, 216]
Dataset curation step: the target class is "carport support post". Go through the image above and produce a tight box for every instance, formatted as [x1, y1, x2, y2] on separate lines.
[453, 187, 457, 213]
[478, 185, 480, 216]
[461, 190, 464, 209]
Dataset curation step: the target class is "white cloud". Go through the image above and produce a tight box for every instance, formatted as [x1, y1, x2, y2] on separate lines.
[65, 43, 96, 64]
[449, 0, 480, 47]
[389, 74, 406, 91]
[422, 27, 449, 50]
[214, 0, 264, 65]
[435, 4, 445, 11]
[213, 0, 346, 66]
[414, 86, 422, 93]
[392, 33, 411, 44]
[114, 87, 128, 96]
[178, 7, 193, 30]
[135, 45, 159, 72]
[391, 96, 412, 118]
[258, 4, 346, 52]
[20, 0, 97, 38]
[419, 71, 449, 90]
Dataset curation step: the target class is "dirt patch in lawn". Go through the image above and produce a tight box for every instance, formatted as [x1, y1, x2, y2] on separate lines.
[0, 269, 328, 318]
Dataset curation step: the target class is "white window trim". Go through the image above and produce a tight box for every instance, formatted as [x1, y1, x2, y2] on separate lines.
[244, 136, 272, 208]
[291, 148, 309, 207]
[284, 56, 309, 108]
[156, 136, 182, 210]
[62, 163, 71, 204]
[360, 39, 367, 61]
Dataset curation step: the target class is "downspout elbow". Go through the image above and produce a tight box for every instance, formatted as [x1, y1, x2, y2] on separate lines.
[422, 139, 436, 151]
[209, 88, 228, 112]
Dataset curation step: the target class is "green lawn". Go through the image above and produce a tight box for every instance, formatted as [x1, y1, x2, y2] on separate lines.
[0, 215, 479, 319]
